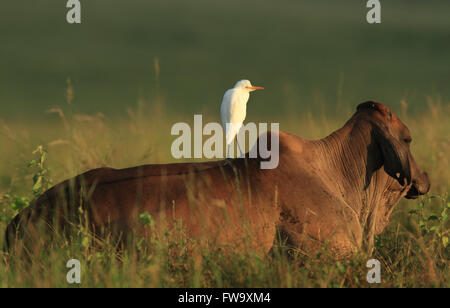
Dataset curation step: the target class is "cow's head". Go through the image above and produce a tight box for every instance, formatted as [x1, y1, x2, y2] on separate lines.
[357, 101, 430, 199]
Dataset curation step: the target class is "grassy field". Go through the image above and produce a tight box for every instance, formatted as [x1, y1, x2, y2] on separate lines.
[0, 94, 448, 287]
[0, 0, 449, 287]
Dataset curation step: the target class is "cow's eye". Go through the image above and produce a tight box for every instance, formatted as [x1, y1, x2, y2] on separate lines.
[403, 137, 412, 144]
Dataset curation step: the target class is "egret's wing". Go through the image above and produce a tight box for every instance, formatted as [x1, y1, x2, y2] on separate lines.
[220, 88, 248, 145]
[220, 89, 233, 127]
[229, 93, 248, 124]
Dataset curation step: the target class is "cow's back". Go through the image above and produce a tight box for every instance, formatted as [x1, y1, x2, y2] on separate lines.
[5, 157, 281, 254]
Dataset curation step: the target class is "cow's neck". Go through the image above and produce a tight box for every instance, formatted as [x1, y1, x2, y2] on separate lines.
[315, 119, 388, 222]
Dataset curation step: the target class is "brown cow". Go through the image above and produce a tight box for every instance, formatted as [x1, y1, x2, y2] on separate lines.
[5, 101, 430, 258]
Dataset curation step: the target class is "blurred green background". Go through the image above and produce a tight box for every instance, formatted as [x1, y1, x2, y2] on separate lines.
[1, 1, 449, 288]
[0, 0, 449, 119]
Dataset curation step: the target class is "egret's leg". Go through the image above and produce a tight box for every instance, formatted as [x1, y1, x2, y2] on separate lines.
[236, 139, 244, 158]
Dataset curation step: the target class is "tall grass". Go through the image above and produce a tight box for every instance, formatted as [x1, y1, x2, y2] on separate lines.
[0, 94, 448, 288]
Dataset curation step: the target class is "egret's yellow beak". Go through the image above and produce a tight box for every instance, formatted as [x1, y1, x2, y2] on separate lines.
[246, 86, 264, 90]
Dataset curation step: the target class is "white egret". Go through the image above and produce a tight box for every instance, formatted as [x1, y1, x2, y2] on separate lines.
[220, 79, 264, 158]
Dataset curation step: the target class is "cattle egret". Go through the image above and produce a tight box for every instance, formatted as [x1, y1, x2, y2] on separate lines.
[220, 80, 264, 157]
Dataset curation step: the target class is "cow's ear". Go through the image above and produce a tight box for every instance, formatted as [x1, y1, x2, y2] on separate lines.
[373, 124, 411, 186]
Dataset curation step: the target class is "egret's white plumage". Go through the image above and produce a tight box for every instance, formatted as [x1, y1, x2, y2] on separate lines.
[220, 80, 264, 157]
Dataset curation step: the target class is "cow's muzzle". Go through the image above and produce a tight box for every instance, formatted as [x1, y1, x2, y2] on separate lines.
[405, 172, 430, 199]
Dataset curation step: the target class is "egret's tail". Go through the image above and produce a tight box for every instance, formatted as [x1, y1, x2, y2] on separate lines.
[225, 123, 242, 145]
